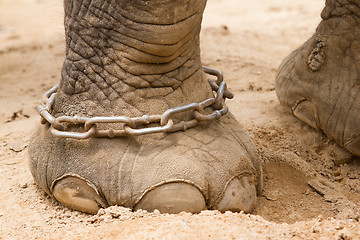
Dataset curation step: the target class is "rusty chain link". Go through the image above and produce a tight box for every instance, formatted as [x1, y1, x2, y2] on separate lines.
[37, 66, 234, 139]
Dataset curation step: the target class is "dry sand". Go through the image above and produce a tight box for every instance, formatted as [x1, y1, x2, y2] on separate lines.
[1, 0, 360, 239]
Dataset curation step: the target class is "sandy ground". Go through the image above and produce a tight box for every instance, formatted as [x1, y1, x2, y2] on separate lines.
[1, 0, 360, 239]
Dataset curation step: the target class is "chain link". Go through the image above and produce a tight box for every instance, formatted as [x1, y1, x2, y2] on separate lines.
[37, 66, 234, 139]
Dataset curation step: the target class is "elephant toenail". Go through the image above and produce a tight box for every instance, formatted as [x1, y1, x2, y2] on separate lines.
[216, 176, 257, 213]
[52, 175, 108, 214]
[134, 182, 207, 214]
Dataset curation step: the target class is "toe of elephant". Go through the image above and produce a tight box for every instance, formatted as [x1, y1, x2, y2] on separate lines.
[274, 28, 323, 117]
[216, 176, 257, 213]
[291, 99, 320, 131]
[134, 182, 207, 214]
[52, 175, 108, 214]
[345, 135, 360, 157]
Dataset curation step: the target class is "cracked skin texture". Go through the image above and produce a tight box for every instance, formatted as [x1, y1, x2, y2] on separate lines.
[28, 0, 262, 214]
[276, 0, 360, 156]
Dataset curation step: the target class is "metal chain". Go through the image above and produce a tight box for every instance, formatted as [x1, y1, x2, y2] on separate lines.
[37, 66, 234, 139]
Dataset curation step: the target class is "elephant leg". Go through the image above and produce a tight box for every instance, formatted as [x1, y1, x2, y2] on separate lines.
[29, 0, 262, 214]
[276, 0, 360, 156]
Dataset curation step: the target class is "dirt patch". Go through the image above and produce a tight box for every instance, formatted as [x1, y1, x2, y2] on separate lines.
[254, 162, 334, 223]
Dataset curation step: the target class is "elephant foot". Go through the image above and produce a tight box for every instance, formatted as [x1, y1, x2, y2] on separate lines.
[28, 0, 263, 214]
[275, 3, 360, 156]
[29, 112, 262, 214]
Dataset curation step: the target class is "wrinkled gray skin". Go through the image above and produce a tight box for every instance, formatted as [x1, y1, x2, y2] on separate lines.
[276, 0, 360, 156]
[28, 0, 263, 214]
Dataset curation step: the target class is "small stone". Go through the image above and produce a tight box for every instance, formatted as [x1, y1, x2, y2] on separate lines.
[263, 193, 277, 201]
[263, 190, 281, 201]
[312, 227, 321, 234]
[64, 211, 72, 218]
[109, 210, 121, 219]
[335, 223, 344, 230]
[19, 183, 28, 189]
[7, 110, 29, 122]
[9, 141, 27, 152]
[97, 208, 106, 216]
[86, 216, 99, 224]
[336, 230, 352, 240]
[308, 179, 327, 196]
[324, 194, 338, 203]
